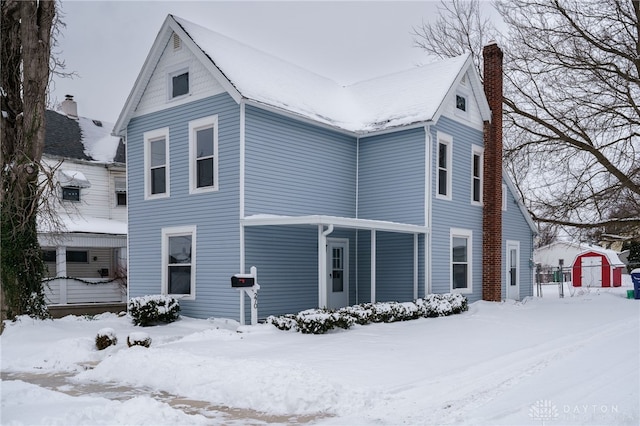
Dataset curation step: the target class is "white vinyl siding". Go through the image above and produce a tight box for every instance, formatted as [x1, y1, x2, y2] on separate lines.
[189, 115, 219, 193]
[144, 127, 170, 199]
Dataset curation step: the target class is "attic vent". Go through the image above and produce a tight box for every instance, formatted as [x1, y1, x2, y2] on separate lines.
[173, 33, 181, 50]
[92, 119, 103, 127]
[461, 74, 467, 85]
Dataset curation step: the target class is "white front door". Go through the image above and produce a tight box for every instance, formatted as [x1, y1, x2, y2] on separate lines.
[506, 241, 520, 300]
[327, 239, 349, 309]
[581, 256, 602, 287]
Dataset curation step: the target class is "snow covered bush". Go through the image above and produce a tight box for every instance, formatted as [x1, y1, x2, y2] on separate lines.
[95, 328, 117, 350]
[127, 332, 152, 348]
[128, 295, 180, 326]
[266, 293, 468, 334]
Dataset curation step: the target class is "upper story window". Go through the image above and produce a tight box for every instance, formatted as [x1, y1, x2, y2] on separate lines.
[168, 64, 190, 100]
[451, 228, 472, 294]
[456, 95, 467, 112]
[162, 225, 196, 299]
[189, 115, 219, 193]
[144, 127, 170, 199]
[62, 187, 80, 202]
[436, 132, 452, 200]
[472, 145, 483, 205]
[114, 177, 127, 206]
[172, 72, 189, 98]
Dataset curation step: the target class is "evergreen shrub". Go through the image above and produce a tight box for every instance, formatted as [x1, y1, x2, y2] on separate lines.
[128, 295, 180, 326]
[266, 293, 468, 334]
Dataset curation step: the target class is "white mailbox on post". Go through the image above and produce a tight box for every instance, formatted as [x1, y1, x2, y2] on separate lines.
[231, 266, 260, 325]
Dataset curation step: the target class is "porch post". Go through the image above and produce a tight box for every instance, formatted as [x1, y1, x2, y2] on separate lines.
[56, 246, 67, 304]
[318, 225, 325, 308]
[414, 233, 418, 300]
[371, 229, 376, 303]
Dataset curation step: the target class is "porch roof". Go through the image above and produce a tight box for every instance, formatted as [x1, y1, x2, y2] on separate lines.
[242, 214, 428, 234]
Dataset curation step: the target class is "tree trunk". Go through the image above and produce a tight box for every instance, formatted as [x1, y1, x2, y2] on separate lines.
[1, 0, 56, 322]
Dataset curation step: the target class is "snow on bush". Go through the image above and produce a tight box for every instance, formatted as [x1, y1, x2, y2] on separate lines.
[128, 295, 180, 327]
[95, 327, 117, 350]
[266, 293, 468, 334]
[127, 332, 152, 348]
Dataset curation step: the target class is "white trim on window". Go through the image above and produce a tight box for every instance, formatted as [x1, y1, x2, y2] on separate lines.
[189, 115, 219, 194]
[450, 228, 473, 294]
[144, 127, 170, 200]
[471, 145, 484, 205]
[166, 63, 190, 101]
[436, 132, 452, 200]
[502, 183, 507, 211]
[161, 225, 197, 300]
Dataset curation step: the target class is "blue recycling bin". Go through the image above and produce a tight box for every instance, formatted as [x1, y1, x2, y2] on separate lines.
[631, 269, 640, 300]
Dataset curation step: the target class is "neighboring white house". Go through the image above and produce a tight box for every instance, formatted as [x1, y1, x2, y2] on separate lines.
[39, 96, 127, 310]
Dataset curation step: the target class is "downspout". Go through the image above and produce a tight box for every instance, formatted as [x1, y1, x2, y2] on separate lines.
[239, 101, 246, 273]
[318, 224, 334, 308]
[355, 137, 360, 304]
[425, 125, 433, 296]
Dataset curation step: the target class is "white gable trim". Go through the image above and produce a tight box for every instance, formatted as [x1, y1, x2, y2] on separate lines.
[431, 55, 491, 125]
[503, 170, 538, 233]
[113, 15, 242, 137]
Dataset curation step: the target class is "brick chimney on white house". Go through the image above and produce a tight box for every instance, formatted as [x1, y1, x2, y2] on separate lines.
[60, 94, 78, 119]
[482, 41, 503, 302]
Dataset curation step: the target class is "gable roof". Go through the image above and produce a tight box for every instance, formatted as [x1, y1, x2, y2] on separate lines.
[45, 110, 124, 163]
[114, 14, 490, 136]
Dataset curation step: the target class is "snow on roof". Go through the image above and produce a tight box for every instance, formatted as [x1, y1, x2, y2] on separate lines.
[38, 213, 127, 235]
[77, 117, 122, 163]
[174, 16, 472, 133]
[58, 170, 91, 188]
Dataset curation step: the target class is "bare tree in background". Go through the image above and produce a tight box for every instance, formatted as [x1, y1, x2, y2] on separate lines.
[1, 0, 57, 321]
[414, 0, 640, 241]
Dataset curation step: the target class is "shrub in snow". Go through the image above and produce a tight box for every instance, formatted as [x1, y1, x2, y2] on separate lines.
[266, 293, 468, 334]
[95, 328, 117, 350]
[128, 295, 180, 327]
[127, 332, 152, 348]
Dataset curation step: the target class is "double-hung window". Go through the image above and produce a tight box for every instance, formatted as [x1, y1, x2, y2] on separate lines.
[162, 225, 196, 299]
[451, 228, 472, 293]
[144, 128, 170, 199]
[436, 132, 452, 200]
[189, 115, 218, 193]
[471, 145, 483, 205]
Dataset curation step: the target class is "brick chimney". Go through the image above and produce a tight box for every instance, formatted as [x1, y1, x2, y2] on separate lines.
[60, 94, 78, 119]
[482, 41, 503, 302]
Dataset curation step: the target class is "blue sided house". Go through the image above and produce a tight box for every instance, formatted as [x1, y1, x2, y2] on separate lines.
[114, 15, 537, 321]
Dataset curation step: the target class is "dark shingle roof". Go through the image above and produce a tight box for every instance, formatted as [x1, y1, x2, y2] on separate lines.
[44, 110, 125, 164]
[44, 110, 90, 160]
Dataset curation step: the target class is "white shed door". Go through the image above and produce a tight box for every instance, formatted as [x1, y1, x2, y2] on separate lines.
[581, 256, 602, 287]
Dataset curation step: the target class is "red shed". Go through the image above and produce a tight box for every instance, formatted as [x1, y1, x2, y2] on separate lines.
[572, 249, 624, 287]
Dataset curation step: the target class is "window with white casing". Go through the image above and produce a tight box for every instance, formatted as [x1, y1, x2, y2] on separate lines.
[451, 228, 472, 294]
[189, 115, 218, 193]
[436, 132, 452, 200]
[169, 69, 189, 99]
[114, 177, 126, 206]
[162, 225, 196, 299]
[144, 128, 170, 199]
[472, 145, 483, 205]
[502, 184, 507, 211]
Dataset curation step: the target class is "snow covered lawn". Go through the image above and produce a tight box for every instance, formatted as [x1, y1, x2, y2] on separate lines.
[2, 284, 639, 425]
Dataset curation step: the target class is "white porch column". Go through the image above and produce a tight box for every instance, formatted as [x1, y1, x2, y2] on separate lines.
[371, 229, 376, 303]
[56, 246, 67, 304]
[318, 225, 326, 308]
[414, 233, 419, 300]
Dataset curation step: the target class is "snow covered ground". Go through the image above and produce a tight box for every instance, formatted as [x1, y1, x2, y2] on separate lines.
[2, 280, 639, 425]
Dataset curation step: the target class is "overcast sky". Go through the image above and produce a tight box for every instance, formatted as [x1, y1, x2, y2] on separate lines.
[50, 1, 497, 124]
